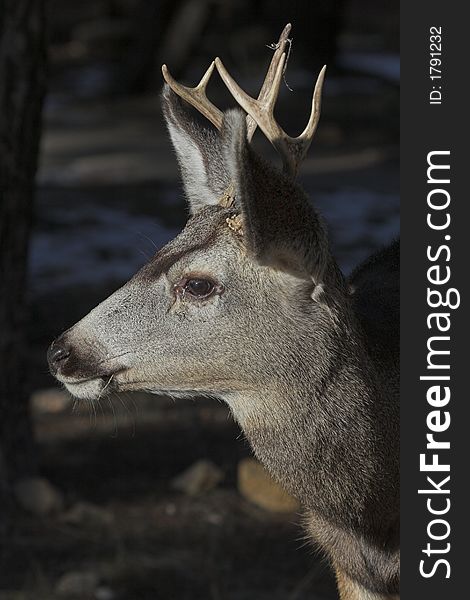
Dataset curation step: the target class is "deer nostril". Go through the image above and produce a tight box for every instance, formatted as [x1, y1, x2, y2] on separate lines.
[47, 339, 71, 373]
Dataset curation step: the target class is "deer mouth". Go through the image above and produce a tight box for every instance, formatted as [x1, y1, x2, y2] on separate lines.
[47, 334, 131, 400]
[57, 369, 125, 401]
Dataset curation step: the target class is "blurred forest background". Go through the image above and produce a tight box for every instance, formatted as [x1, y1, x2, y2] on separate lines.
[0, 1, 399, 599]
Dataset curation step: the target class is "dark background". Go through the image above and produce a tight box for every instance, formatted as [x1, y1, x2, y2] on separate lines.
[1, 1, 399, 598]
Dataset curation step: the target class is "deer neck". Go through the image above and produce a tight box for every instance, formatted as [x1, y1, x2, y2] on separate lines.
[223, 276, 398, 536]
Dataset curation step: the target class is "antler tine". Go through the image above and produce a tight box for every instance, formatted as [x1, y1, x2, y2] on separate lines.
[298, 65, 327, 157]
[162, 62, 223, 130]
[216, 53, 327, 178]
[246, 22, 292, 141]
[278, 65, 327, 178]
[215, 53, 288, 162]
[162, 22, 289, 138]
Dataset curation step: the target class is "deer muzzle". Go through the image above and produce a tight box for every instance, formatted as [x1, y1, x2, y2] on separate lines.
[47, 329, 129, 400]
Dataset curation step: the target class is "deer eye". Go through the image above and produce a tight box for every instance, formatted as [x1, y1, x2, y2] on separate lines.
[173, 276, 220, 300]
[185, 278, 214, 297]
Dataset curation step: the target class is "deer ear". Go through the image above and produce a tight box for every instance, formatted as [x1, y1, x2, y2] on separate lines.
[221, 110, 329, 282]
[162, 85, 231, 214]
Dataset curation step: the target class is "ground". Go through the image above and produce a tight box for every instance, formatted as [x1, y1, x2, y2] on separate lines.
[4, 395, 338, 600]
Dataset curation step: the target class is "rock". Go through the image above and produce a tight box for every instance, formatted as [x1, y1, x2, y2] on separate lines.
[55, 571, 99, 598]
[31, 388, 71, 415]
[237, 458, 300, 513]
[205, 512, 223, 526]
[94, 586, 115, 600]
[60, 502, 113, 529]
[13, 477, 64, 515]
[171, 459, 224, 496]
[165, 502, 177, 516]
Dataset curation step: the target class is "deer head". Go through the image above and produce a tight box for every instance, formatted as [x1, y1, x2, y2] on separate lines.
[47, 25, 343, 428]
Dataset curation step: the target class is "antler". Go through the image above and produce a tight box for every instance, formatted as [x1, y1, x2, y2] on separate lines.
[245, 22, 292, 141]
[161, 61, 223, 130]
[161, 24, 292, 140]
[215, 56, 326, 178]
[162, 23, 325, 178]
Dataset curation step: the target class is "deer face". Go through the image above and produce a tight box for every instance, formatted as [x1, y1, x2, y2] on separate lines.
[48, 206, 289, 401]
[48, 89, 331, 409]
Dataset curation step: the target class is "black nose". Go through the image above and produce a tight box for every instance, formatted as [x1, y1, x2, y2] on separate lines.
[47, 337, 71, 374]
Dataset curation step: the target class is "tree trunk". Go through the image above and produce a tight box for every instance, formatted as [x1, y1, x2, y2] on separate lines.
[0, 0, 47, 494]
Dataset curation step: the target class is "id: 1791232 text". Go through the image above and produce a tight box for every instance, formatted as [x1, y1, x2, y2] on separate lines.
[429, 26, 443, 105]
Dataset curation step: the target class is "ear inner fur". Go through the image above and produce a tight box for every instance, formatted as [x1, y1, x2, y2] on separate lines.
[161, 86, 232, 214]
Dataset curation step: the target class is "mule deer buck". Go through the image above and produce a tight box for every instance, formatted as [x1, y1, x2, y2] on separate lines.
[48, 24, 399, 600]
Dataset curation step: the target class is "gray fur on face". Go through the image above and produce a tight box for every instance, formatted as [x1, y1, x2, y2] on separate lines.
[49, 88, 399, 599]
